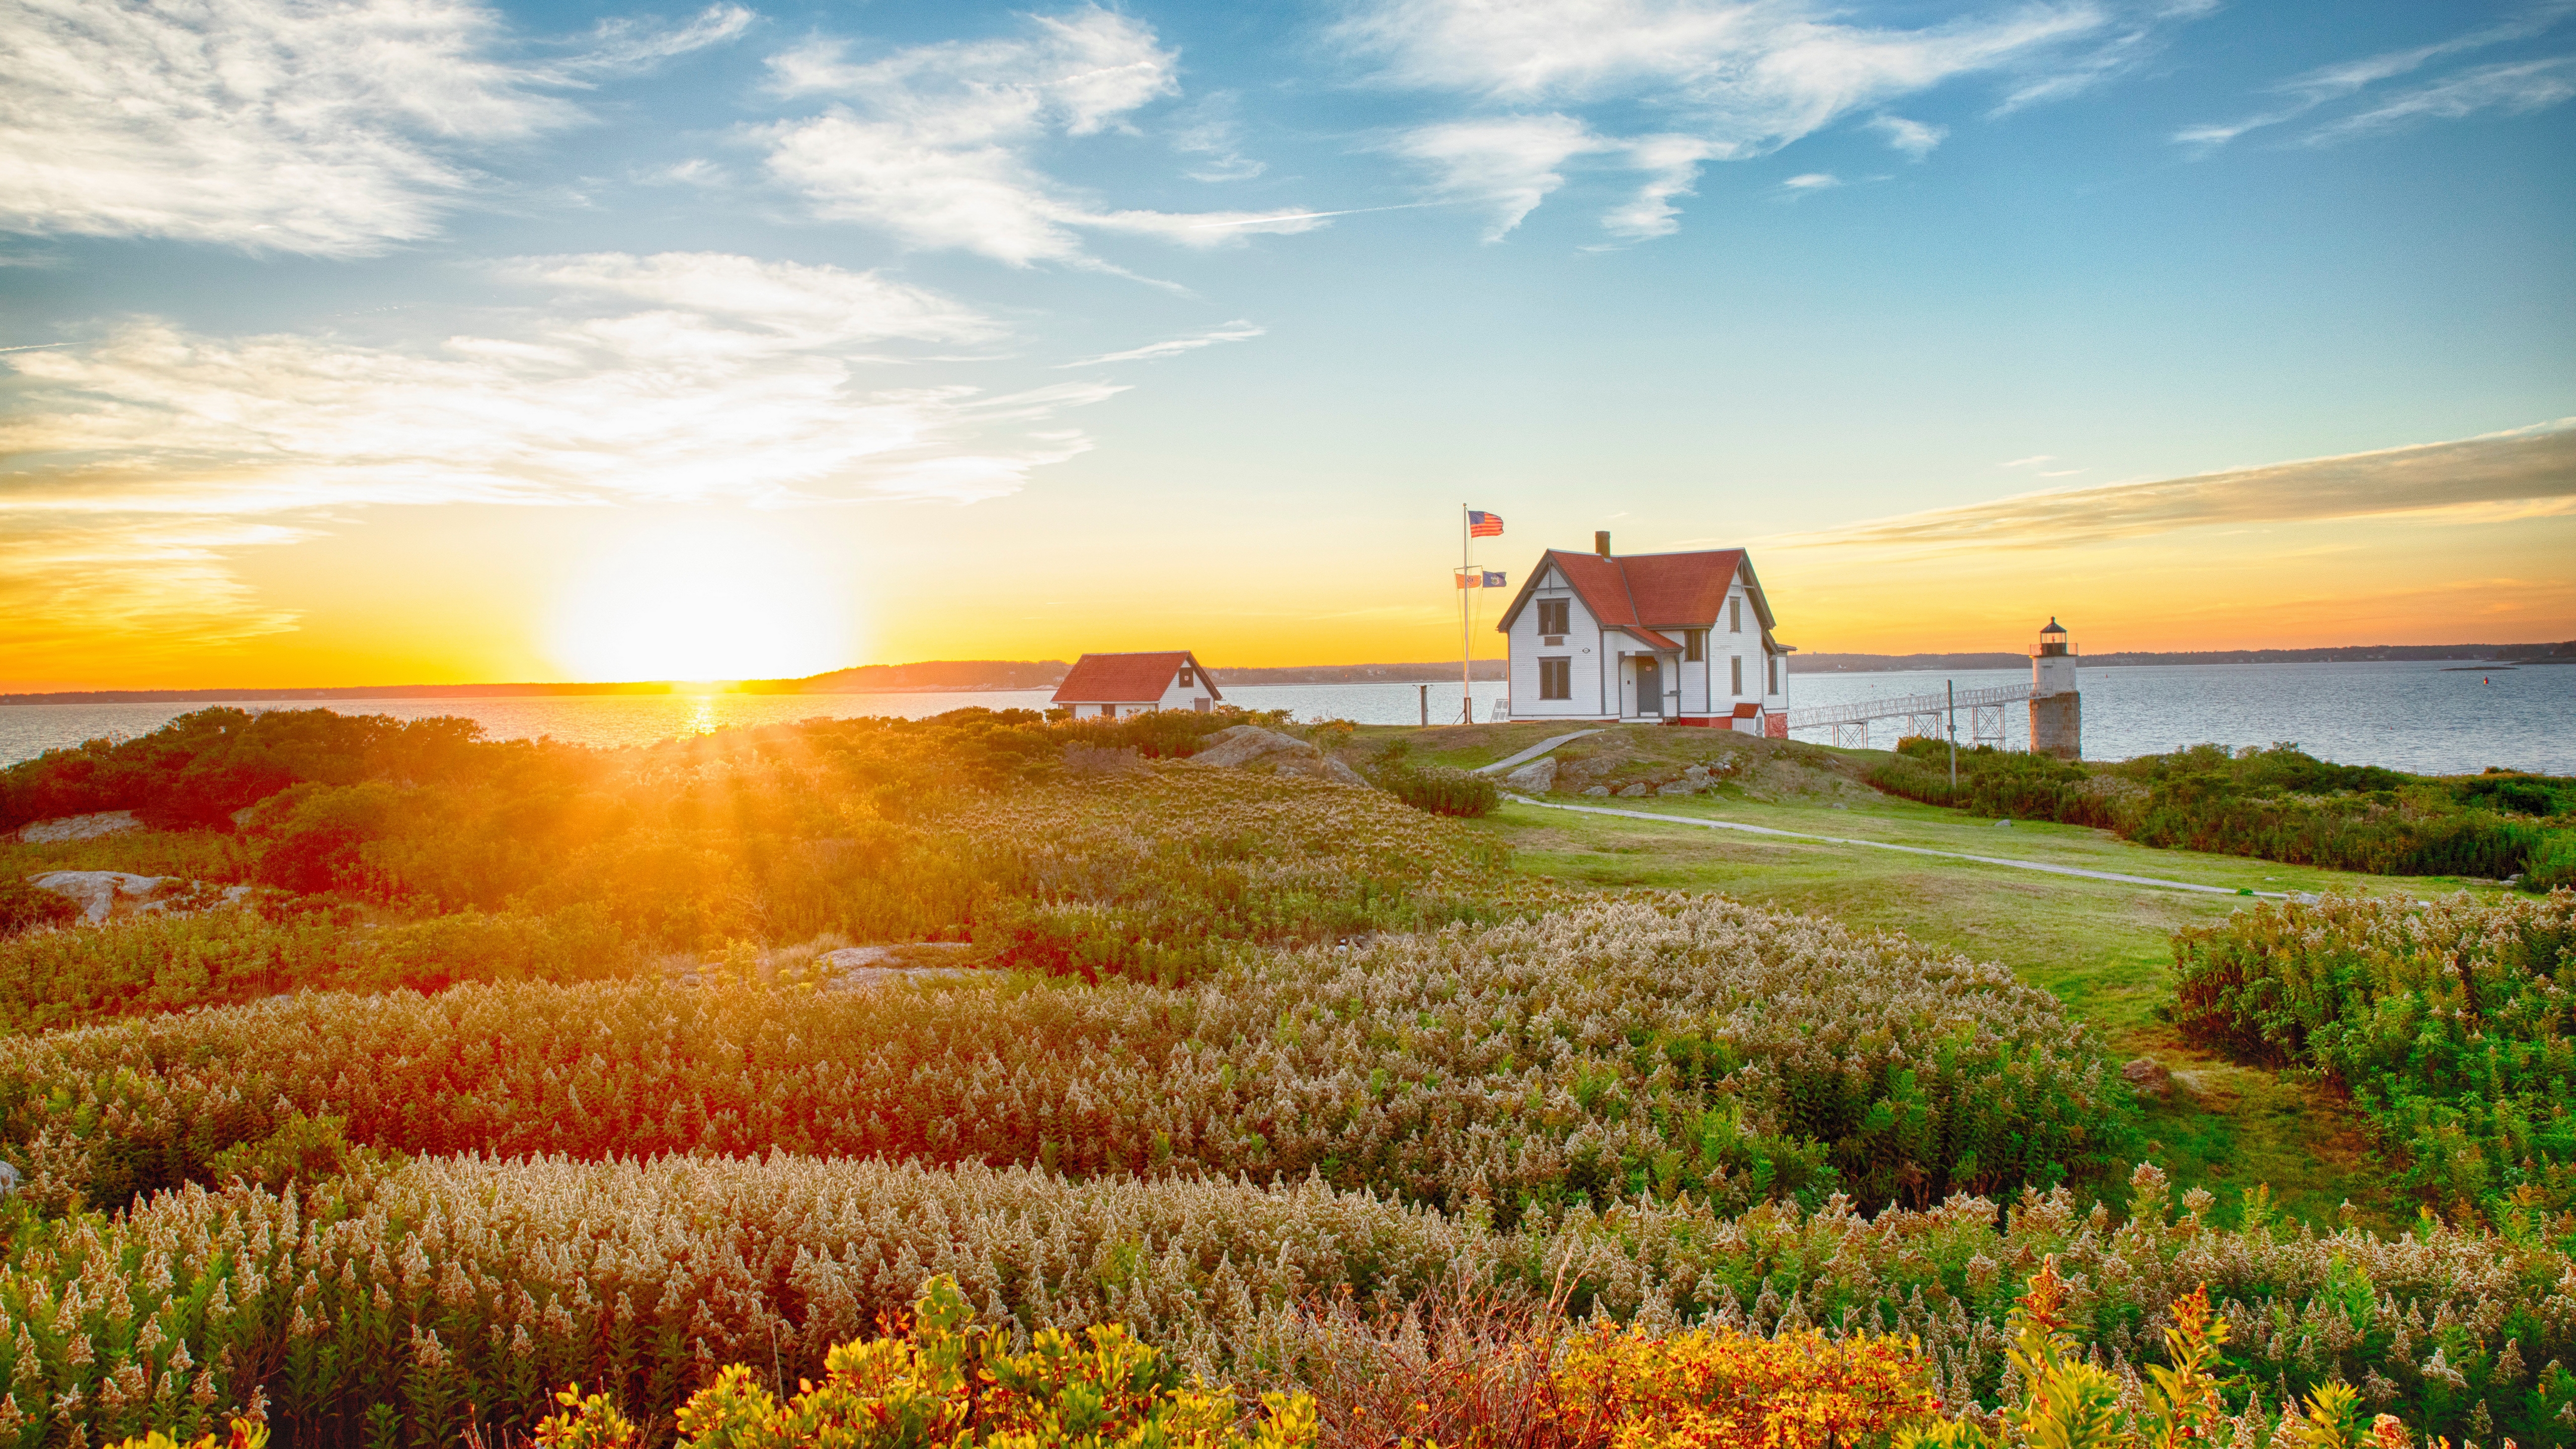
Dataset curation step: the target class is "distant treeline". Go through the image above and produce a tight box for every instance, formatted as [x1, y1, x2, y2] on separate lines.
[1793, 640, 2576, 673]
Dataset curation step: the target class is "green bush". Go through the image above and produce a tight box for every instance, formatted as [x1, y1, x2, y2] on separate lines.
[0, 876, 82, 935]
[2166, 890, 2576, 1219]
[1871, 739, 2564, 883]
[1367, 762, 1501, 817]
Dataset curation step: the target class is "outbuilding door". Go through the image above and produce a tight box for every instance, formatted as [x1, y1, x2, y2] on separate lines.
[1636, 657, 1663, 717]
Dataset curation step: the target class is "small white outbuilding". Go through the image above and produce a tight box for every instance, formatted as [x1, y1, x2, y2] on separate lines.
[1051, 651, 1222, 719]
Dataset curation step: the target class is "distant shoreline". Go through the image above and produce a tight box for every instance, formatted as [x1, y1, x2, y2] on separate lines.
[6, 642, 2568, 706]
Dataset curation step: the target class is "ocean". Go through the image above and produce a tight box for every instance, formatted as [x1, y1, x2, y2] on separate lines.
[1, 660, 2566, 775]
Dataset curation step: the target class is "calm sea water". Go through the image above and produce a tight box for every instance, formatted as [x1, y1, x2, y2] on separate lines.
[2, 661, 2566, 774]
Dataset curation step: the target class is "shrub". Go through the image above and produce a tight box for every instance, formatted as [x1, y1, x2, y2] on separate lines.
[532, 1276, 1319, 1449]
[2166, 890, 2576, 1219]
[0, 876, 82, 935]
[1868, 740, 2565, 883]
[0, 895, 2119, 1219]
[1368, 762, 1502, 818]
[5, 1156, 2572, 1448]
[1555, 1322, 1937, 1449]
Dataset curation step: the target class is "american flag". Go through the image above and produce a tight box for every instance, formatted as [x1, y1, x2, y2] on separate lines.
[1467, 510, 1503, 537]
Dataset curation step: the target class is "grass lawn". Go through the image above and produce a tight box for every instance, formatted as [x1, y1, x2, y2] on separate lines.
[1396, 723, 2512, 1230]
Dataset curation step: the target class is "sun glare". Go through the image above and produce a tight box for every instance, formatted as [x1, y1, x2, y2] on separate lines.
[548, 523, 856, 683]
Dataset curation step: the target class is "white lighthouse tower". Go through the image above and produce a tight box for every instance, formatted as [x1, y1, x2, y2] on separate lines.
[2029, 618, 2080, 759]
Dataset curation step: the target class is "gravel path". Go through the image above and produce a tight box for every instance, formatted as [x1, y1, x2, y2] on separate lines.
[1512, 795, 2295, 899]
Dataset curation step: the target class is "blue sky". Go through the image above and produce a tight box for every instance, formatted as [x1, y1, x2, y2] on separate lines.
[3, 0, 2571, 685]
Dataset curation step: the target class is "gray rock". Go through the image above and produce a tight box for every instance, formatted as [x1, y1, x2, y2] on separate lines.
[1655, 781, 1698, 796]
[1582, 785, 1613, 797]
[0, 1161, 18, 1196]
[1680, 765, 1711, 786]
[1502, 757, 1558, 793]
[1615, 783, 1651, 798]
[2122, 1057, 2171, 1099]
[16, 811, 141, 845]
[26, 870, 170, 924]
[1193, 725, 1320, 768]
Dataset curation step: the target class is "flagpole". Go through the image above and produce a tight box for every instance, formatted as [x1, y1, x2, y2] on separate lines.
[1460, 504, 1472, 724]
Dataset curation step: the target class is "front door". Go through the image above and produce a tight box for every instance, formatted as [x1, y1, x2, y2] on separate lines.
[1636, 657, 1663, 716]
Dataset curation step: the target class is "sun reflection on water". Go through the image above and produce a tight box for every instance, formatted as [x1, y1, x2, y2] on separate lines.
[684, 695, 721, 737]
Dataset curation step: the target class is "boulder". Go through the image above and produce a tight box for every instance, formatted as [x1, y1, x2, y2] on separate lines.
[15, 811, 141, 845]
[1582, 785, 1613, 797]
[1194, 726, 1316, 768]
[1615, 783, 1651, 798]
[1681, 765, 1711, 787]
[2121, 1057, 2172, 1099]
[1193, 726, 1365, 786]
[27, 871, 170, 924]
[1502, 757, 1558, 793]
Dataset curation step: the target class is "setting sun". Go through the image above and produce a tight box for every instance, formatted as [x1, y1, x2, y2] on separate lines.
[546, 521, 856, 682]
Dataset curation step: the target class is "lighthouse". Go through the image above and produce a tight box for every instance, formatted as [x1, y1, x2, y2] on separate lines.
[2029, 618, 2080, 760]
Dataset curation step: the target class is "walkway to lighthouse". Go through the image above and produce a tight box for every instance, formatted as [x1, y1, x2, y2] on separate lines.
[1784, 681, 2036, 749]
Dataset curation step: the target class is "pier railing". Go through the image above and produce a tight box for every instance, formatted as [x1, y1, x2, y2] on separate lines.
[1787, 682, 2032, 749]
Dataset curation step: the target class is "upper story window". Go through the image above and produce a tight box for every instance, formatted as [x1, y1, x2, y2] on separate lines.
[1684, 629, 1705, 662]
[1176, 665, 1193, 687]
[1537, 598, 1570, 635]
[1729, 597, 1742, 633]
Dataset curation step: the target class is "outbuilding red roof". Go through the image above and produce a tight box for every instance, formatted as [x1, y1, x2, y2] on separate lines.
[1052, 651, 1220, 704]
[1496, 548, 1775, 638]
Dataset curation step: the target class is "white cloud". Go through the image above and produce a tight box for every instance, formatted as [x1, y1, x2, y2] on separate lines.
[1060, 320, 1264, 367]
[1169, 93, 1266, 182]
[1395, 114, 1606, 239]
[1867, 114, 1947, 158]
[2177, 7, 2574, 153]
[501, 252, 1001, 350]
[550, 5, 754, 80]
[2306, 54, 2576, 142]
[1780, 171, 1840, 189]
[0, 253, 1121, 645]
[1343, 0, 2150, 238]
[0, 0, 581, 255]
[758, 7, 1321, 265]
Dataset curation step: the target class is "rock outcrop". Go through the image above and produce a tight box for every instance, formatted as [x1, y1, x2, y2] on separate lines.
[27, 871, 170, 924]
[16, 811, 141, 844]
[2121, 1057, 2172, 1099]
[1502, 757, 1558, 793]
[1193, 726, 1366, 786]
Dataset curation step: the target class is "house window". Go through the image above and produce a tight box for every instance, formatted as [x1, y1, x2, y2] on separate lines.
[1729, 598, 1742, 633]
[1539, 658, 1572, 700]
[1537, 599, 1569, 635]
[1730, 657, 1743, 696]
[1767, 655, 1779, 694]
[1100, 704, 1117, 718]
[1685, 629, 1704, 662]
[1176, 665, 1193, 686]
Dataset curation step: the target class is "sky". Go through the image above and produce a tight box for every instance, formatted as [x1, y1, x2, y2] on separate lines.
[2, 0, 2571, 689]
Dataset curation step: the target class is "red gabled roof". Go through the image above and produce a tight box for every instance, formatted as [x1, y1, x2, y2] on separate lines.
[1051, 651, 1220, 703]
[1497, 547, 1773, 639]
[1611, 624, 1682, 652]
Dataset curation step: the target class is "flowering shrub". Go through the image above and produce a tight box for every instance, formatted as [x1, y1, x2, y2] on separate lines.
[2168, 891, 2576, 1218]
[0, 895, 2117, 1217]
[5, 1155, 2573, 1447]
[1554, 1323, 1938, 1448]
[531, 1276, 1318, 1448]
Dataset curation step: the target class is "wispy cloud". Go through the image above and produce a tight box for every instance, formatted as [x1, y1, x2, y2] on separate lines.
[1778, 420, 2576, 553]
[1340, 0, 2190, 238]
[2177, 6, 2575, 152]
[548, 5, 755, 80]
[757, 7, 1326, 266]
[0, 0, 575, 255]
[1867, 114, 1948, 159]
[0, 253, 1118, 650]
[0, 515, 310, 661]
[2306, 54, 2576, 142]
[1059, 320, 1265, 367]
[1779, 171, 1840, 193]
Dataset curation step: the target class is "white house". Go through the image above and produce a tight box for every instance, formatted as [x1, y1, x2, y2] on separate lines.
[1052, 652, 1221, 718]
[1493, 533, 1791, 733]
